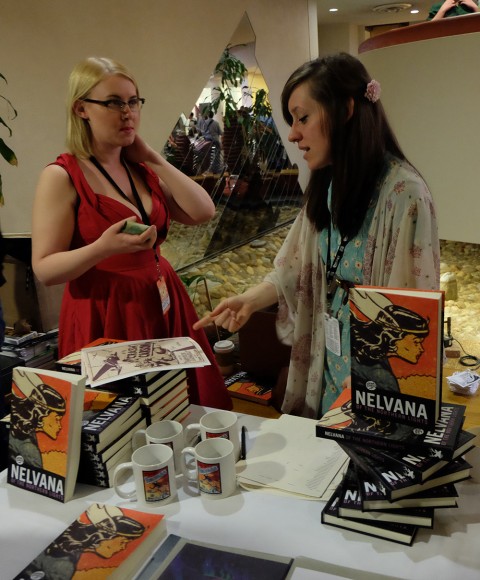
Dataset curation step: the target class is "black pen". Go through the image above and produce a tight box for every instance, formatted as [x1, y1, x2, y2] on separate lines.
[240, 425, 247, 460]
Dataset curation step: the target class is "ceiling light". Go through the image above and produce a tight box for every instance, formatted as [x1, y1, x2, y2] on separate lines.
[411, 9, 420, 13]
[329, 8, 338, 12]
[372, 3, 413, 13]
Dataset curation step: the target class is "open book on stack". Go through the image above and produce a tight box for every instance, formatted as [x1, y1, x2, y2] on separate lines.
[80, 336, 210, 388]
[56, 336, 211, 428]
[81, 336, 212, 422]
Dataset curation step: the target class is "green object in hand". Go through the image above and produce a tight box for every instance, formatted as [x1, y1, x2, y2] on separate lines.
[121, 220, 150, 235]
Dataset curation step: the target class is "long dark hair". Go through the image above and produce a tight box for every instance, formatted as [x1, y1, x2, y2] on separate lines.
[281, 52, 406, 238]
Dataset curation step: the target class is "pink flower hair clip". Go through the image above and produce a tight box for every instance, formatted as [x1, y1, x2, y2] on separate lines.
[365, 79, 381, 103]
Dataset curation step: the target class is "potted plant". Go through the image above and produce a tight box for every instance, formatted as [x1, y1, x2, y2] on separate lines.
[0, 71, 18, 205]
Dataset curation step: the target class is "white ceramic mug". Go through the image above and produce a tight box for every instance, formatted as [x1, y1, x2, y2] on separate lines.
[181, 437, 237, 499]
[132, 420, 184, 474]
[113, 444, 177, 507]
[184, 410, 240, 461]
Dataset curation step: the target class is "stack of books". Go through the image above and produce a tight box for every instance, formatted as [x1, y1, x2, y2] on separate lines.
[317, 389, 474, 545]
[56, 338, 192, 425]
[78, 388, 145, 488]
[60, 337, 209, 488]
[128, 368, 190, 424]
[2, 328, 58, 369]
[317, 285, 475, 545]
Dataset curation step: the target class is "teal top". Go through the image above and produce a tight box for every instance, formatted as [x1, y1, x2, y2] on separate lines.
[318, 188, 378, 415]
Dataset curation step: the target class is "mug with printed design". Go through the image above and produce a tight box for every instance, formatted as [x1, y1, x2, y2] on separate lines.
[180, 437, 237, 499]
[133, 420, 184, 474]
[113, 443, 177, 507]
[184, 410, 240, 461]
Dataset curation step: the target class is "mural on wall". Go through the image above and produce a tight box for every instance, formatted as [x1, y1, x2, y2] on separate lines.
[160, 13, 302, 272]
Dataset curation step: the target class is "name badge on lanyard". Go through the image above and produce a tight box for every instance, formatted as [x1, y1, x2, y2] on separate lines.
[324, 223, 348, 357]
[157, 275, 171, 315]
[323, 312, 342, 356]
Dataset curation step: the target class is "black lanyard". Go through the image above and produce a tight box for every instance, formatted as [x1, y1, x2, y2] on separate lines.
[90, 156, 150, 226]
[326, 221, 349, 300]
[90, 156, 161, 271]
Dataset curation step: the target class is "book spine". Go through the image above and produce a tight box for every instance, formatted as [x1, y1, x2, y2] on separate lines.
[315, 424, 457, 460]
[347, 443, 424, 483]
[81, 397, 138, 443]
[4, 331, 40, 346]
[55, 362, 82, 375]
[339, 445, 399, 500]
[140, 375, 187, 404]
[77, 465, 111, 488]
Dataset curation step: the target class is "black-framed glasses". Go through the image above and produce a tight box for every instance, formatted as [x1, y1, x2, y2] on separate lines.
[82, 97, 145, 112]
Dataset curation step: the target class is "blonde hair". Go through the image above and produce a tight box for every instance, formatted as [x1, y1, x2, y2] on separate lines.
[66, 57, 139, 158]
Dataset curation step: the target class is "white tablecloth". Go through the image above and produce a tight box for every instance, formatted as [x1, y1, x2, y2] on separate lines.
[1, 405, 479, 580]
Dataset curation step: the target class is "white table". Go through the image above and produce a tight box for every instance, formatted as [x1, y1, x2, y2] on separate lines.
[1, 405, 479, 580]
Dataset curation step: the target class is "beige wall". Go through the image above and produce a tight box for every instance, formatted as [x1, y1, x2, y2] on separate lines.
[318, 23, 366, 56]
[360, 33, 480, 244]
[0, 0, 316, 235]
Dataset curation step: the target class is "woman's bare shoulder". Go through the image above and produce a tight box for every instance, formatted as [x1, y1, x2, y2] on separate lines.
[35, 162, 77, 204]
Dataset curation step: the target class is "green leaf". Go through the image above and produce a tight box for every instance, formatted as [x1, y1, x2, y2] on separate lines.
[0, 95, 18, 123]
[0, 138, 18, 166]
[0, 116, 13, 137]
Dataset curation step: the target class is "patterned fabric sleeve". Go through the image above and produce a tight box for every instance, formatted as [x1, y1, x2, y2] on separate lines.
[264, 208, 327, 417]
[363, 158, 440, 290]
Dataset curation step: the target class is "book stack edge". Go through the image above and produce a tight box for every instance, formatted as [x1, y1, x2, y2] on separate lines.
[317, 389, 473, 545]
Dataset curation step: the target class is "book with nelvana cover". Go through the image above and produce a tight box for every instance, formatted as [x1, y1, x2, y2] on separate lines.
[349, 286, 444, 428]
[13, 503, 165, 580]
[321, 482, 418, 546]
[81, 388, 141, 452]
[7, 367, 86, 503]
[224, 370, 274, 406]
[55, 338, 125, 375]
[315, 388, 465, 461]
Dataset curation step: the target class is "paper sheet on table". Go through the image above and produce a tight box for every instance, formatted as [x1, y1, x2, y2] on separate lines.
[237, 414, 348, 500]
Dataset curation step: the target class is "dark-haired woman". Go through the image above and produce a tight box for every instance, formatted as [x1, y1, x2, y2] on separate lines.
[194, 53, 440, 418]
